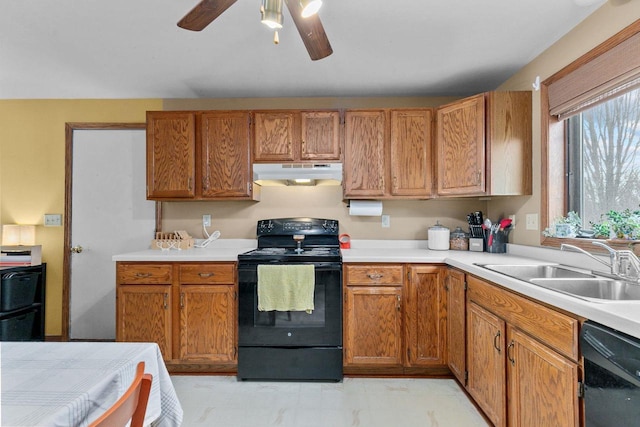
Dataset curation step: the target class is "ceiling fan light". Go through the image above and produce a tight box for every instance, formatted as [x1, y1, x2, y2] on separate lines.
[300, 0, 322, 18]
[261, 0, 284, 29]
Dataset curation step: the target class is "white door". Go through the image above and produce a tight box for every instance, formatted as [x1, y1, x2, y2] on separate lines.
[70, 129, 155, 340]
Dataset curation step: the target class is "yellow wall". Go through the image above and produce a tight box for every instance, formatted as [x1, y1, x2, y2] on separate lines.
[493, 2, 640, 246]
[0, 99, 162, 336]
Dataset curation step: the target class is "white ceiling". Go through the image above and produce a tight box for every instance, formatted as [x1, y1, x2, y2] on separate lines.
[0, 0, 606, 99]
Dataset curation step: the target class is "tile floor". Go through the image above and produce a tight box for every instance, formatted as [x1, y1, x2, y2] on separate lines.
[171, 375, 489, 427]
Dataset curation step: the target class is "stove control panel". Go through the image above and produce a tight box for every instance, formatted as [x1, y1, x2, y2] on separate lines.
[256, 218, 339, 236]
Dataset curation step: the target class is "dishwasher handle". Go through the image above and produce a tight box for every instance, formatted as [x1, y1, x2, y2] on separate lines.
[581, 321, 640, 388]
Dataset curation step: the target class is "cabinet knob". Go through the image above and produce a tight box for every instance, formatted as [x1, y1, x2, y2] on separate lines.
[70, 245, 83, 254]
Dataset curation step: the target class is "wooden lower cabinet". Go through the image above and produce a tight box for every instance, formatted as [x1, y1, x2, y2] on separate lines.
[116, 262, 237, 372]
[445, 268, 467, 385]
[343, 264, 403, 367]
[467, 301, 507, 426]
[406, 265, 446, 367]
[343, 264, 448, 375]
[466, 275, 581, 427]
[179, 285, 236, 362]
[118, 284, 172, 358]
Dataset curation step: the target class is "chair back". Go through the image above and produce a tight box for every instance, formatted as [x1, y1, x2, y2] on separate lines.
[89, 361, 153, 427]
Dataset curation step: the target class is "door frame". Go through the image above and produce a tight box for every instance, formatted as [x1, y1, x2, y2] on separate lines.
[62, 123, 160, 341]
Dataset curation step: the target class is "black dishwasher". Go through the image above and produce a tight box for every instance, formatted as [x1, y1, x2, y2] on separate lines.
[580, 321, 640, 426]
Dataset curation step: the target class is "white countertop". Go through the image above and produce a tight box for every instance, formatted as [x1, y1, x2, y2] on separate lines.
[113, 239, 640, 340]
[112, 239, 257, 262]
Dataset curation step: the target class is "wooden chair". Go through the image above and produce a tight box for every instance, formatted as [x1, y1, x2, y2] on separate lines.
[89, 361, 153, 427]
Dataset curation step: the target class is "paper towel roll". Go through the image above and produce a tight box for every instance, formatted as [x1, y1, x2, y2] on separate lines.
[349, 200, 383, 216]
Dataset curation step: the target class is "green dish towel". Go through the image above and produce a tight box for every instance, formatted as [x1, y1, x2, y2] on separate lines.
[257, 264, 315, 313]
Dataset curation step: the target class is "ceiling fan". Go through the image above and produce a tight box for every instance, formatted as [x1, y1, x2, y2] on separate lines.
[177, 0, 333, 60]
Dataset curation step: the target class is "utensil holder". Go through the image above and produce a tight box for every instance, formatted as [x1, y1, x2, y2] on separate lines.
[485, 228, 511, 253]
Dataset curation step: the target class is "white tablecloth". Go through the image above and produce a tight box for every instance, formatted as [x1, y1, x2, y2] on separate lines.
[0, 342, 183, 427]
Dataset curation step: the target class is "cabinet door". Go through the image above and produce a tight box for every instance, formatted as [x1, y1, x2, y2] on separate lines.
[446, 268, 466, 384]
[146, 111, 196, 199]
[507, 327, 579, 427]
[436, 94, 485, 196]
[406, 265, 446, 367]
[179, 285, 236, 362]
[344, 286, 403, 366]
[300, 111, 341, 161]
[200, 111, 252, 198]
[390, 109, 433, 197]
[117, 285, 172, 359]
[253, 111, 297, 162]
[467, 301, 506, 427]
[343, 110, 387, 198]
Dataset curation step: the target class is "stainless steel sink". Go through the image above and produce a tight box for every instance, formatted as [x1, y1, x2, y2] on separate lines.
[479, 264, 596, 281]
[475, 263, 640, 301]
[530, 278, 640, 301]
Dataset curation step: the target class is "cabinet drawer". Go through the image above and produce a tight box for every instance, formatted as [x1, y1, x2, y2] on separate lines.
[346, 265, 404, 285]
[467, 275, 579, 361]
[179, 264, 235, 284]
[117, 264, 172, 284]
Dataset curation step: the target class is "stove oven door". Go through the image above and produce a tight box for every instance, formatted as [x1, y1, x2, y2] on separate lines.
[238, 262, 342, 347]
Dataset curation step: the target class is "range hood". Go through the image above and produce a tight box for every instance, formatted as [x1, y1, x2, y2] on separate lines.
[253, 163, 342, 186]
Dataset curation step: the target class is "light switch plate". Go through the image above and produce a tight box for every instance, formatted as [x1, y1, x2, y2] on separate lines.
[44, 214, 62, 227]
[525, 213, 538, 231]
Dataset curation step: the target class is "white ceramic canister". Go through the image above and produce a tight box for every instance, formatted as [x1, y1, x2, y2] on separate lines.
[428, 221, 450, 250]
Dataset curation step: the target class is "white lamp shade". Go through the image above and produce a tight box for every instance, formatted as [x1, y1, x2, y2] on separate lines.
[2, 224, 36, 246]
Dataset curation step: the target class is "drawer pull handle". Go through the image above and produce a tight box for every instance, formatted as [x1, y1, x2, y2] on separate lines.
[493, 331, 501, 353]
[135, 273, 152, 278]
[367, 273, 383, 280]
[198, 272, 215, 278]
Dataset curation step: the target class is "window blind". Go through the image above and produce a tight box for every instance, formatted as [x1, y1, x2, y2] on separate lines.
[548, 31, 640, 120]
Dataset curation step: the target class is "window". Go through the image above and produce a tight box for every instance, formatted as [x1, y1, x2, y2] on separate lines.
[567, 88, 640, 228]
[541, 20, 640, 250]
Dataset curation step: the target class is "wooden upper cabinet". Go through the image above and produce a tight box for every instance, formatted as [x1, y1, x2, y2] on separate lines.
[253, 110, 341, 163]
[147, 110, 255, 201]
[343, 110, 387, 198]
[300, 111, 341, 161]
[146, 111, 196, 199]
[436, 91, 532, 197]
[200, 111, 252, 198]
[344, 109, 433, 199]
[253, 111, 298, 162]
[390, 109, 433, 197]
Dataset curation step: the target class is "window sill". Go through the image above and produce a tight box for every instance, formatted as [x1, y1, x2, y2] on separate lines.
[542, 236, 640, 256]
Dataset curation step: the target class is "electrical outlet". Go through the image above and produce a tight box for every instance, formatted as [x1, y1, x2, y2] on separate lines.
[508, 214, 516, 227]
[202, 214, 211, 227]
[525, 213, 538, 231]
[381, 215, 390, 228]
[44, 214, 62, 227]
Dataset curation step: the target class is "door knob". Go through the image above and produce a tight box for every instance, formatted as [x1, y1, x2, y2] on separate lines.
[70, 245, 83, 253]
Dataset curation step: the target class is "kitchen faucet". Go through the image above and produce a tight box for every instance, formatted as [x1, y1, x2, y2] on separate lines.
[560, 242, 640, 283]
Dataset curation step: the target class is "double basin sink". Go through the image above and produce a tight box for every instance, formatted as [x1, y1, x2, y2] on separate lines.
[476, 263, 640, 302]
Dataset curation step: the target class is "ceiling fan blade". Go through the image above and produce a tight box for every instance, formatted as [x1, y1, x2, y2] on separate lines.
[177, 0, 238, 31]
[284, 0, 333, 60]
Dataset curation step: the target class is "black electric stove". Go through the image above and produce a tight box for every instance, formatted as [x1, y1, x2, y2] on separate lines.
[237, 218, 343, 382]
[238, 218, 341, 263]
